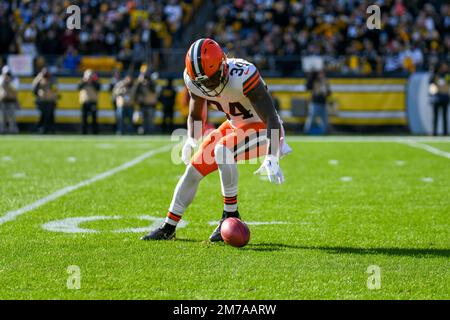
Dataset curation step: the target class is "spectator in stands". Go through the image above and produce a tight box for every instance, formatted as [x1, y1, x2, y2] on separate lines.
[207, 0, 449, 75]
[0, 66, 19, 134]
[113, 74, 135, 135]
[32, 68, 58, 134]
[164, 0, 183, 43]
[0, 10, 14, 55]
[2, 0, 449, 76]
[429, 63, 450, 136]
[160, 78, 176, 133]
[304, 71, 331, 135]
[131, 36, 146, 72]
[78, 69, 101, 135]
[63, 46, 81, 74]
[0, 0, 196, 75]
[133, 68, 159, 134]
[109, 69, 121, 132]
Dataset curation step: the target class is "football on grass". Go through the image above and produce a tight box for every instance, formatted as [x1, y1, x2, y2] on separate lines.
[220, 218, 250, 247]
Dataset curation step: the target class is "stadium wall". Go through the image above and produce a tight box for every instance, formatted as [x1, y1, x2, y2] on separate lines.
[14, 77, 407, 128]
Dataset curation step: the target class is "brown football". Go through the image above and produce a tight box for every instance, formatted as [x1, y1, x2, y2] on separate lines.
[220, 217, 250, 247]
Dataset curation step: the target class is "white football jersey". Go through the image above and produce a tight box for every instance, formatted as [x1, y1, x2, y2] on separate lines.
[184, 58, 266, 128]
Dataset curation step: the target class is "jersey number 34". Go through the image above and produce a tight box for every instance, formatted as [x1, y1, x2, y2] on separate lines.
[208, 100, 254, 120]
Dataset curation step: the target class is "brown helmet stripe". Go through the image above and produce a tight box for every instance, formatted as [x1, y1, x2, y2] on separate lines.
[190, 42, 198, 77]
[191, 38, 206, 78]
[195, 38, 206, 77]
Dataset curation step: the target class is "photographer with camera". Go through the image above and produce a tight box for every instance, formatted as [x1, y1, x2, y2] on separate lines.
[304, 70, 331, 135]
[0, 66, 19, 134]
[32, 68, 58, 134]
[429, 63, 449, 136]
[112, 74, 135, 135]
[133, 68, 159, 134]
[79, 69, 101, 134]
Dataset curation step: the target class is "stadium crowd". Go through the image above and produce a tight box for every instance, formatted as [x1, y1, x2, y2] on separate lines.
[0, 0, 196, 72]
[205, 0, 449, 75]
[0, 0, 449, 75]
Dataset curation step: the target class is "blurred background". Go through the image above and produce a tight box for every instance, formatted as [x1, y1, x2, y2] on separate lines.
[0, 0, 449, 135]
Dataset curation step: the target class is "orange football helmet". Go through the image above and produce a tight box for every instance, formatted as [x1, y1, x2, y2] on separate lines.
[185, 38, 229, 97]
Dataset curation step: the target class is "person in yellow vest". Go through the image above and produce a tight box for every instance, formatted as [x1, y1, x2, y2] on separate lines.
[0, 66, 19, 134]
[32, 68, 58, 134]
[78, 69, 101, 134]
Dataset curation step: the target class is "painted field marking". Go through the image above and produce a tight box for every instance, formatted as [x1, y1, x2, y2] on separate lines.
[67, 157, 77, 163]
[136, 143, 153, 149]
[340, 176, 353, 182]
[329, 159, 339, 165]
[2, 156, 12, 162]
[95, 143, 115, 149]
[43, 216, 294, 233]
[114, 215, 188, 233]
[12, 172, 26, 179]
[421, 177, 434, 183]
[399, 140, 450, 160]
[395, 160, 406, 166]
[42, 215, 188, 233]
[42, 215, 122, 233]
[0, 145, 173, 226]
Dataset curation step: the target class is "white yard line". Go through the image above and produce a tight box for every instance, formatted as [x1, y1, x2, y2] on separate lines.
[0, 145, 173, 226]
[399, 140, 450, 160]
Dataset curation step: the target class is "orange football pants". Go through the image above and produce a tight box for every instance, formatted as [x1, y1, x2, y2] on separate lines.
[191, 121, 268, 176]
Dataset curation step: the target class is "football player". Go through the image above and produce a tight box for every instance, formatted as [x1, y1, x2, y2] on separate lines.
[141, 38, 291, 241]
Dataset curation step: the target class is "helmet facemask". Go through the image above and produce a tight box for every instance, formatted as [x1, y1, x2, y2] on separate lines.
[192, 61, 229, 97]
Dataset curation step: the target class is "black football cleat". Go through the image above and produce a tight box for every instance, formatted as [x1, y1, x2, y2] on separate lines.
[209, 210, 241, 242]
[141, 223, 176, 240]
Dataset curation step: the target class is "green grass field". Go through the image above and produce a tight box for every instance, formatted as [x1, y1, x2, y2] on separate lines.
[0, 135, 449, 299]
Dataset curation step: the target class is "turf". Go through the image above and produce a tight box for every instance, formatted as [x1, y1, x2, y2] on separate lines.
[0, 136, 448, 299]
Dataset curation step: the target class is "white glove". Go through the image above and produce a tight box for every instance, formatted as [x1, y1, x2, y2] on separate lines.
[254, 155, 284, 184]
[181, 137, 197, 165]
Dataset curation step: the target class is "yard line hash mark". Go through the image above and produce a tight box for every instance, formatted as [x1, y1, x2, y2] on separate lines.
[0, 145, 173, 226]
[400, 140, 450, 160]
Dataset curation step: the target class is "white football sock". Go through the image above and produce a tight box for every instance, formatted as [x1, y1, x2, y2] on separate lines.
[215, 144, 238, 212]
[166, 164, 204, 226]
